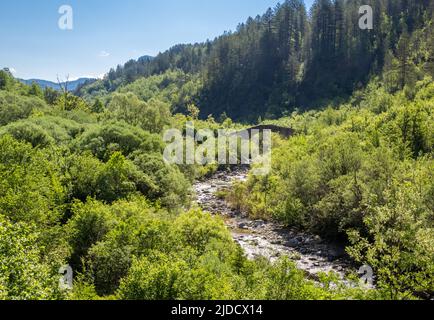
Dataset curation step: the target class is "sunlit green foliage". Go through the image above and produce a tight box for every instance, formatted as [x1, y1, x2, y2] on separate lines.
[0, 1, 433, 301]
[0, 91, 47, 126]
[229, 78, 434, 297]
[106, 92, 171, 133]
[72, 121, 164, 161]
[0, 135, 65, 225]
[0, 215, 63, 300]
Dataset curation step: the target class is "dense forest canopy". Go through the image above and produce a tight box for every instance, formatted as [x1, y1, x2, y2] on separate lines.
[0, 0, 433, 301]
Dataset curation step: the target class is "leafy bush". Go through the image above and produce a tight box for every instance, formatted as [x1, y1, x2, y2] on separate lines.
[131, 152, 191, 208]
[0, 135, 64, 225]
[107, 93, 171, 133]
[0, 91, 47, 126]
[0, 215, 62, 300]
[73, 121, 163, 161]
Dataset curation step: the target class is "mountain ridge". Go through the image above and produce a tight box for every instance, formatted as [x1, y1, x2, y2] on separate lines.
[19, 77, 96, 92]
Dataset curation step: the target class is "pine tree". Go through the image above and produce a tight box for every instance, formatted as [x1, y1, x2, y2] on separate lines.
[396, 23, 411, 89]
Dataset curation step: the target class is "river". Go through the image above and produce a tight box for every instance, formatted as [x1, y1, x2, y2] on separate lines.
[193, 167, 353, 280]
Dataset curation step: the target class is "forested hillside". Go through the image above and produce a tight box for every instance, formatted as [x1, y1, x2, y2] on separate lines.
[79, 0, 434, 121]
[0, 0, 433, 301]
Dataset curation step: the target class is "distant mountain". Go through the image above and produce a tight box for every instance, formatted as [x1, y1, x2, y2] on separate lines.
[19, 77, 96, 91]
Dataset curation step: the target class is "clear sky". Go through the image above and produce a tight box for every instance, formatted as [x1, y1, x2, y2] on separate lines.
[0, 0, 314, 81]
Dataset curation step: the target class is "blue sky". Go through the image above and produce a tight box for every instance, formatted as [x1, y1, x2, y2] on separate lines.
[0, 0, 314, 81]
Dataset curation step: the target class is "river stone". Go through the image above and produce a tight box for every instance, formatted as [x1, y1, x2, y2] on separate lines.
[248, 239, 259, 246]
[286, 239, 299, 247]
[253, 220, 265, 227]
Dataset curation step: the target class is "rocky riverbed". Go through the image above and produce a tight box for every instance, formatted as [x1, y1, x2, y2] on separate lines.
[193, 167, 353, 280]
